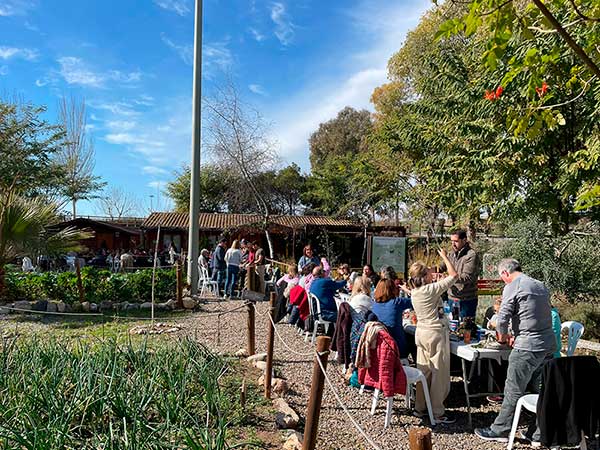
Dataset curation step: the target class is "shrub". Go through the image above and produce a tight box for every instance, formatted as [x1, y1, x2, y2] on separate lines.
[493, 218, 600, 303]
[2, 267, 176, 304]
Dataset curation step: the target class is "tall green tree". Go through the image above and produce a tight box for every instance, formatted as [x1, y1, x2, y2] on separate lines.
[0, 100, 88, 294]
[371, 3, 600, 234]
[308, 107, 373, 169]
[437, 0, 600, 211]
[166, 164, 229, 213]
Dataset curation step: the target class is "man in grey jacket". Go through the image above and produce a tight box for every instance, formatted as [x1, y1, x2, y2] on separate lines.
[446, 229, 480, 318]
[475, 258, 556, 444]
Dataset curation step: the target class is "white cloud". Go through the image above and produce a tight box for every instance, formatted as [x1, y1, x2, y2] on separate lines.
[89, 101, 140, 117]
[143, 166, 169, 175]
[0, 0, 36, 16]
[203, 42, 233, 74]
[57, 56, 142, 88]
[270, 2, 294, 46]
[274, 68, 386, 163]
[133, 95, 155, 106]
[249, 27, 266, 42]
[58, 57, 105, 87]
[0, 46, 38, 61]
[35, 78, 49, 87]
[147, 181, 163, 189]
[160, 33, 193, 65]
[106, 120, 136, 131]
[269, 0, 430, 167]
[161, 33, 232, 76]
[0, 66, 8, 76]
[98, 96, 192, 170]
[153, 0, 190, 16]
[249, 84, 267, 96]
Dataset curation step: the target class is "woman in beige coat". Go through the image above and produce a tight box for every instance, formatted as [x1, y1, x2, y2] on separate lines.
[408, 248, 458, 424]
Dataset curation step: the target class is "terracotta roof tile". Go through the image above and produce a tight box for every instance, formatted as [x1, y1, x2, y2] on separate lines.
[141, 212, 361, 230]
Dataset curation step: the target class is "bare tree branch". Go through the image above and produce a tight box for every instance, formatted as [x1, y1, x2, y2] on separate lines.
[96, 187, 139, 219]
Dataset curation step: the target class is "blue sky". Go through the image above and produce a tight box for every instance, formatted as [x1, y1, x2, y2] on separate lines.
[0, 0, 430, 216]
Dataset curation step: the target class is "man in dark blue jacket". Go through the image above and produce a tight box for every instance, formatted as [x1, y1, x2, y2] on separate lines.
[211, 237, 228, 295]
[309, 266, 346, 322]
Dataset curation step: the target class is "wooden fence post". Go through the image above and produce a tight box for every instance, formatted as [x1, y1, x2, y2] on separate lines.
[409, 427, 433, 450]
[246, 301, 256, 356]
[302, 336, 331, 450]
[176, 261, 183, 308]
[75, 258, 84, 304]
[264, 292, 276, 398]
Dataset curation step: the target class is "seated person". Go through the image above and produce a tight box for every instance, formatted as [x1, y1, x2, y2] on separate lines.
[336, 263, 351, 281]
[363, 264, 380, 286]
[371, 279, 413, 358]
[484, 297, 502, 329]
[348, 275, 373, 321]
[297, 244, 320, 273]
[309, 266, 346, 322]
[278, 265, 299, 286]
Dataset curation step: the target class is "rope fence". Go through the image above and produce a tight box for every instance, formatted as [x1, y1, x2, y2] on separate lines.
[1, 295, 390, 450]
[314, 350, 382, 450]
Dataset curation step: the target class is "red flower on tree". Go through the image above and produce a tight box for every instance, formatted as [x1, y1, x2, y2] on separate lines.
[484, 86, 504, 101]
[536, 81, 549, 97]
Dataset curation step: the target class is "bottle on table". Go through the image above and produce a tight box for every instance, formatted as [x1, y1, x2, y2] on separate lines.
[452, 300, 460, 321]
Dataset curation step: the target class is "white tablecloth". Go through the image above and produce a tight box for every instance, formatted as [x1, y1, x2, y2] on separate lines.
[403, 324, 511, 363]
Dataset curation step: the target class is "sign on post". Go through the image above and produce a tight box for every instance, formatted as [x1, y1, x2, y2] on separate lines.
[371, 236, 408, 277]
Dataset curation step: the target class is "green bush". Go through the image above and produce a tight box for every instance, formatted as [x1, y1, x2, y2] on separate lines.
[556, 301, 600, 341]
[3, 267, 176, 304]
[493, 218, 600, 302]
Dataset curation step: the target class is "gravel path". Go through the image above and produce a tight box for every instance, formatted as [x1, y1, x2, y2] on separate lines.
[179, 300, 537, 450]
[0, 301, 561, 449]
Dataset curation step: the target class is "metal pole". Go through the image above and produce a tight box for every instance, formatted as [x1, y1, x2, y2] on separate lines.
[187, 0, 203, 293]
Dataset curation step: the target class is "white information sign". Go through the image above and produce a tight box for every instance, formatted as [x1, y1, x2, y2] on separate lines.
[371, 236, 407, 275]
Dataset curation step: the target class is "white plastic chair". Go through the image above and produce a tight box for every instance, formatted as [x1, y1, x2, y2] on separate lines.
[309, 293, 334, 344]
[561, 321, 584, 357]
[507, 394, 587, 450]
[367, 366, 436, 428]
[198, 266, 219, 297]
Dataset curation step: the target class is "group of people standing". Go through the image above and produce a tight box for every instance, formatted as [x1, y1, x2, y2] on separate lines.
[198, 238, 265, 298]
[285, 230, 559, 439]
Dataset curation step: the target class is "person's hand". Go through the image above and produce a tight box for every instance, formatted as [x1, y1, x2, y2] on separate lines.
[437, 247, 447, 259]
[497, 332, 511, 344]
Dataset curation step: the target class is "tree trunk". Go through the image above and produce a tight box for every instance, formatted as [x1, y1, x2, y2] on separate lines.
[72, 199, 77, 219]
[264, 224, 275, 259]
[361, 225, 368, 266]
[467, 219, 477, 242]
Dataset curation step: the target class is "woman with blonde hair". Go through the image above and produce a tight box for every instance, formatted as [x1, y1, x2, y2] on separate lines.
[409, 248, 458, 424]
[224, 240, 242, 299]
[348, 275, 372, 321]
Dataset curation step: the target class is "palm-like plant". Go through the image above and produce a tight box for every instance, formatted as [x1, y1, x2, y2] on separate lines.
[0, 194, 90, 294]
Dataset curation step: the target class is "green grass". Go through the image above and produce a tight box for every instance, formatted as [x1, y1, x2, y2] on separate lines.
[0, 336, 265, 449]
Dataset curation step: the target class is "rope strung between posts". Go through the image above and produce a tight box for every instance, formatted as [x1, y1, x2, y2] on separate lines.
[315, 351, 382, 450]
[253, 303, 314, 357]
[2, 306, 104, 317]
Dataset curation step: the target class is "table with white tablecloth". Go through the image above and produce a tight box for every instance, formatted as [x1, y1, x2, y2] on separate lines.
[404, 323, 511, 428]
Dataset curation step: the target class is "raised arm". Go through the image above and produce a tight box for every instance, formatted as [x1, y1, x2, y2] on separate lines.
[438, 248, 457, 278]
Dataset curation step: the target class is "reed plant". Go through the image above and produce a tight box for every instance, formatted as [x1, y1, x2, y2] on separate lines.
[0, 337, 260, 449]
